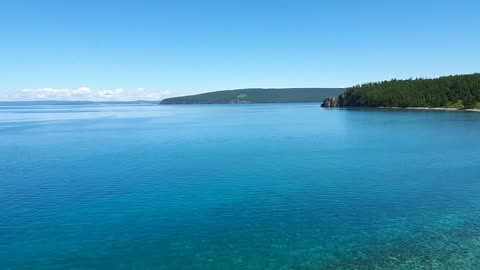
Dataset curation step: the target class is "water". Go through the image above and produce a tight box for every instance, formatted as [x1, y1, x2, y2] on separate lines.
[1, 103, 480, 269]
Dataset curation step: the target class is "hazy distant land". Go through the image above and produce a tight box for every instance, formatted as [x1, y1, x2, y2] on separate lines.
[0, 100, 159, 106]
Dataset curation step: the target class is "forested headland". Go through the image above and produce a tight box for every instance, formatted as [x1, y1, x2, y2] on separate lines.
[323, 73, 480, 109]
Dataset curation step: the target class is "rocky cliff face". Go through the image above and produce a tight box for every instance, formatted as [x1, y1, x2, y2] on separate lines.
[322, 93, 347, 108]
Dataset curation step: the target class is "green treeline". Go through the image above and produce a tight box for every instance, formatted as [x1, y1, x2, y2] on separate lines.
[343, 73, 480, 109]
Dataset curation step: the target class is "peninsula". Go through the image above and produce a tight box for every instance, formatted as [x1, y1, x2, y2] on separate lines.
[160, 88, 345, 104]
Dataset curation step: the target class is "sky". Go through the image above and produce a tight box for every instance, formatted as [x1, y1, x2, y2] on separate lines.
[0, 0, 479, 101]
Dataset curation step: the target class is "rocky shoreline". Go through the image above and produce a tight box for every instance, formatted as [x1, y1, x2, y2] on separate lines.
[321, 94, 347, 108]
[322, 96, 480, 112]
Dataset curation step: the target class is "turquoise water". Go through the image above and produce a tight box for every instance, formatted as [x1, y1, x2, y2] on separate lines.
[1, 103, 480, 269]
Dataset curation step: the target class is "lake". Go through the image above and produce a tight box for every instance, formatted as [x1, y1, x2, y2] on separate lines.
[1, 103, 480, 269]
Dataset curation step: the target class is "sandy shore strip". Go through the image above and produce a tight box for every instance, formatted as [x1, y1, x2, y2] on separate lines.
[378, 107, 480, 112]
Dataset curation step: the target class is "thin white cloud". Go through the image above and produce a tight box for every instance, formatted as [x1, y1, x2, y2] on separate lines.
[4, 87, 172, 101]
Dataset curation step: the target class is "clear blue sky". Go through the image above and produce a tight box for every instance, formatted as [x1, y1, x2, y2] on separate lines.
[1, 0, 479, 100]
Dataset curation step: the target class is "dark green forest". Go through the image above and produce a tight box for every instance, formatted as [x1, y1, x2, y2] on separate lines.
[160, 88, 345, 104]
[342, 73, 480, 109]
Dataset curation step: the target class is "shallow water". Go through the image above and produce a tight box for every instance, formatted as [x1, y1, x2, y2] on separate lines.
[1, 103, 480, 269]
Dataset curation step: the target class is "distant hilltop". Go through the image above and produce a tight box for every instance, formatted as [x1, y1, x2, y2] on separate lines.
[322, 73, 480, 110]
[160, 88, 345, 104]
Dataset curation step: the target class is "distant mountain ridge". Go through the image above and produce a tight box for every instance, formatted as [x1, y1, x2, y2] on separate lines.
[160, 88, 345, 104]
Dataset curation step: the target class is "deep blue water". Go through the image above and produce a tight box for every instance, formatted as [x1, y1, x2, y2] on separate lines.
[1, 103, 480, 269]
